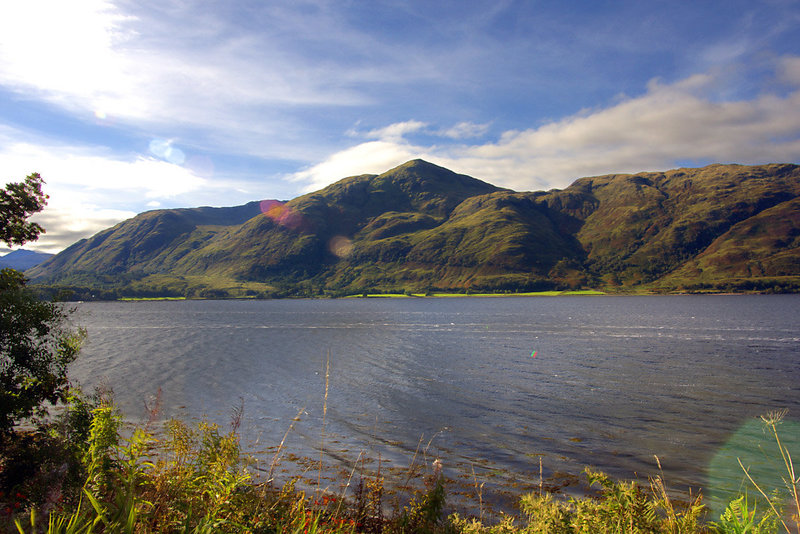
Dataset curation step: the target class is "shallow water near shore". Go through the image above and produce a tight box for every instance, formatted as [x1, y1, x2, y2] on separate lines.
[70, 295, 800, 514]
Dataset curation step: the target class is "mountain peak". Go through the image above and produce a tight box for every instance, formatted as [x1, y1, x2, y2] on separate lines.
[392, 158, 443, 171]
[382, 158, 464, 177]
[376, 159, 501, 194]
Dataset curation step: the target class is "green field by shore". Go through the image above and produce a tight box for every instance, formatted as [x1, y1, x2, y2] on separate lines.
[349, 289, 607, 298]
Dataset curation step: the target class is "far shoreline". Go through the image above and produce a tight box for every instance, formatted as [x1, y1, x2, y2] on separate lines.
[99, 289, 800, 302]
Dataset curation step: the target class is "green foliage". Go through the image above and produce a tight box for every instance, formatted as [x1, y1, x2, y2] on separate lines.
[83, 404, 123, 495]
[0, 387, 107, 524]
[711, 494, 778, 533]
[0, 267, 85, 435]
[9, 409, 363, 533]
[0, 269, 81, 430]
[512, 467, 706, 534]
[392, 472, 450, 534]
[13, 503, 100, 533]
[139, 419, 252, 530]
[0, 173, 48, 248]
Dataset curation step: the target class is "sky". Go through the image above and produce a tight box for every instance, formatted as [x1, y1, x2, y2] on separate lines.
[1, 0, 799, 254]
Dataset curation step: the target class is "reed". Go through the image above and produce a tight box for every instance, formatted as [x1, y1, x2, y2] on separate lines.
[318, 350, 331, 499]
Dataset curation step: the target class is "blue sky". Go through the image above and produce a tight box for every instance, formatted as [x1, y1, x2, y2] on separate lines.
[1, 0, 799, 253]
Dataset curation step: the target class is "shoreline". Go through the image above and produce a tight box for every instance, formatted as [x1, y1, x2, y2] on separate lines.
[104, 289, 798, 302]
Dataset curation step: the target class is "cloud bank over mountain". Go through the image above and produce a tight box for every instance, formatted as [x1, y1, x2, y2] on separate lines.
[1, 1, 798, 252]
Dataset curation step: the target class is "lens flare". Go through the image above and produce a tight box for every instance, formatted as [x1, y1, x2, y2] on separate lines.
[260, 200, 305, 230]
[706, 416, 800, 516]
[149, 138, 186, 165]
[328, 235, 354, 258]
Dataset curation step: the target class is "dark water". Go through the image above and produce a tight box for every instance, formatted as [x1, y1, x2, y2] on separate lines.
[70, 295, 800, 513]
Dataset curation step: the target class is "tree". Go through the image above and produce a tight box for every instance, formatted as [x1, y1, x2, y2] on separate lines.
[0, 172, 48, 247]
[0, 173, 82, 437]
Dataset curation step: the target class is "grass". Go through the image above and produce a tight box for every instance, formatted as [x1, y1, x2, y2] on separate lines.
[346, 290, 606, 298]
[117, 297, 187, 301]
[344, 293, 416, 298]
[3, 390, 798, 533]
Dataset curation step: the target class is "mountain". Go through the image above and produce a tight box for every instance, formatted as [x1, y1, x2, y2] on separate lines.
[0, 249, 54, 270]
[561, 163, 800, 290]
[28, 160, 800, 298]
[34, 202, 263, 275]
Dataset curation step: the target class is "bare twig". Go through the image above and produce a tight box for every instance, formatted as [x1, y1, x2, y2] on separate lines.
[335, 450, 364, 518]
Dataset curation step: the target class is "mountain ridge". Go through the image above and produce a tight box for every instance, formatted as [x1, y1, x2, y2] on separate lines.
[0, 249, 54, 271]
[28, 160, 800, 298]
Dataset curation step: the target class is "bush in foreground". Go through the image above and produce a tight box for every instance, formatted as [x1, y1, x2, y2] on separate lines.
[2, 398, 798, 533]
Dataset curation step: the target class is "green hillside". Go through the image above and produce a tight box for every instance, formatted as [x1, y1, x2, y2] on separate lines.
[568, 163, 800, 290]
[28, 160, 800, 298]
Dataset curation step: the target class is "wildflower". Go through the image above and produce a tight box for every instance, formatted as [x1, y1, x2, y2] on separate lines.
[432, 459, 443, 476]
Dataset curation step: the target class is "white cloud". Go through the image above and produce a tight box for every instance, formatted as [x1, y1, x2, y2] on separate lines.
[0, 1, 148, 119]
[0, 2, 514, 165]
[439, 121, 491, 139]
[0, 140, 208, 198]
[0, 0, 372, 157]
[456, 71, 800, 190]
[365, 121, 428, 141]
[29, 205, 136, 254]
[0, 130, 213, 252]
[292, 62, 800, 193]
[290, 141, 426, 193]
[358, 120, 490, 142]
